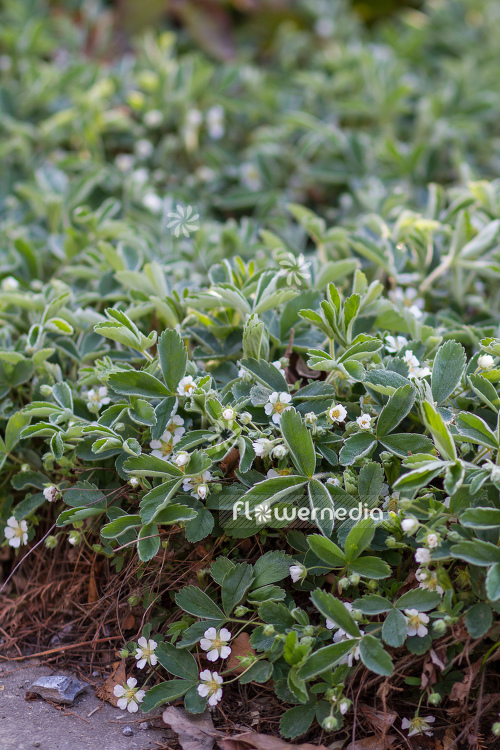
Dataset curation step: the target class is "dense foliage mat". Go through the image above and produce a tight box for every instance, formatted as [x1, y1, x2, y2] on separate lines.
[2, 0, 500, 744]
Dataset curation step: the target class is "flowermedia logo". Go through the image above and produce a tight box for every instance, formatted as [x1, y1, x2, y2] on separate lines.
[231, 501, 384, 525]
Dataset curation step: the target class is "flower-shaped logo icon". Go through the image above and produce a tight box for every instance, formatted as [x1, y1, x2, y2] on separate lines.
[167, 204, 200, 237]
[278, 252, 311, 286]
[254, 503, 272, 524]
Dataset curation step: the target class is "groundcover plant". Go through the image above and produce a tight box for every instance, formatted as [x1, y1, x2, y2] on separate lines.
[3, 0, 500, 743]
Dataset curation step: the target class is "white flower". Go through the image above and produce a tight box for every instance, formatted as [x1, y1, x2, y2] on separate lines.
[4, 517, 28, 548]
[196, 166, 216, 182]
[200, 627, 232, 662]
[174, 451, 190, 467]
[68, 531, 81, 546]
[142, 192, 163, 214]
[329, 404, 347, 423]
[385, 334, 408, 353]
[166, 415, 185, 439]
[408, 304, 424, 319]
[186, 109, 203, 127]
[416, 568, 444, 595]
[404, 609, 430, 637]
[197, 670, 223, 706]
[135, 637, 158, 669]
[150, 429, 181, 459]
[425, 533, 439, 549]
[131, 167, 148, 185]
[478, 354, 495, 370]
[338, 699, 350, 715]
[357, 414, 372, 430]
[326, 602, 354, 632]
[290, 564, 306, 583]
[272, 444, 287, 459]
[206, 105, 225, 140]
[327, 476, 341, 487]
[114, 677, 146, 713]
[222, 408, 235, 423]
[271, 360, 286, 377]
[183, 471, 212, 499]
[87, 386, 110, 410]
[43, 486, 59, 503]
[115, 153, 135, 172]
[128, 476, 140, 487]
[241, 163, 261, 191]
[401, 518, 419, 534]
[382, 491, 400, 511]
[401, 715, 435, 737]
[391, 287, 425, 318]
[403, 350, 431, 379]
[134, 139, 154, 160]
[264, 392, 293, 424]
[415, 547, 431, 564]
[1, 276, 19, 291]
[252, 438, 273, 458]
[144, 109, 163, 128]
[177, 375, 196, 396]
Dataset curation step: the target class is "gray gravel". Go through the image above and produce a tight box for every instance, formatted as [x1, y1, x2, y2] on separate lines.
[0, 660, 172, 750]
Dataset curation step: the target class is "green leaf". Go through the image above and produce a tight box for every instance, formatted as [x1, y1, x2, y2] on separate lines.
[465, 603, 493, 638]
[154, 504, 197, 525]
[468, 374, 500, 412]
[461, 508, 500, 530]
[258, 601, 294, 630]
[339, 433, 377, 465]
[140, 680, 194, 711]
[431, 341, 466, 404]
[307, 534, 346, 567]
[348, 556, 391, 579]
[139, 479, 184, 524]
[252, 551, 292, 588]
[451, 540, 500, 566]
[310, 589, 360, 637]
[296, 640, 355, 680]
[344, 518, 375, 562]
[486, 563, 500, 601]
[5, 411, 31, 452]
[240, 661, 273, 685]
[221, 563, 254, 615]
[376, 384, 415, 437]
[378, 433, 435, 457]
[175, 586, 226, 620]
[155, 641, 199, 681]
[359, 634, 393, 676]
[240, 357, 288, 392]
[124, 454, 184, 478]
[101, 514, 141, 538]
[280, 409, 316, 478]
[382, 608, 407, 647]
[352, 594, 392, 615]
[280, 704, 316, 740]
[158, 329, 188, 393]
[308, 479, 335, 536]
[210, 556, 235, 585]
[456, 412, 499, 449]
[421, 401, 457, 461]
[395, 589, 441, 612]
[108, 370, 170, 398]
[137, 522, 160, 562]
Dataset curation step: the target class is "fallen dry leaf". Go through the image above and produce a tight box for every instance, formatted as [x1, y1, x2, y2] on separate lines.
[346, 736, 397, 750]
[163, 706, 220, 750]
[122, 613, 135, 630]
[359, 704, 397, 733]
[442, 728, 456, 750]
[449, 657, 482, 703]
[218, 731, 328, 750]
[87, 564, 99, 604]
[226, 633, 256, 674]
[96, 659, 126, 706]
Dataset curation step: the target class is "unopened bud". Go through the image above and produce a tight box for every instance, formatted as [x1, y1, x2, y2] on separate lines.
[322, 716, 339, 731]
[432, 619, 447, 636]
[428, 692, 441, 705]
[45, 535, 58, 549]
[493, 722, 500, 736]
[40, 384, 53, 396]
[263, 624, 275, 636]
[239, 412, 252, 425]
[234, 606, 249, 617]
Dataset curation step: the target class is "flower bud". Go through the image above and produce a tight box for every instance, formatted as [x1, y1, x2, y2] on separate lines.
[263, 624, 275, 636]
[45, 535, 58, 549]
[21, 463, 30, 472]
[234, 606, 249, 617]
[304, 412, 318, 425]
[299, 636, 314, 647]
[478, 354, 495, 370]
[322, 716, 339, 731]
[119, 648, 130, 659]
[492, 722, 500, 737]
[40, 384, 53, 396]
[432, 619, 447, 636]
[302, 626, 315, 637]
[338, 577, 350, 590]
[239, 412, 252, 425]
[428, 692, 441, 705]
[349, 574, 360, 586]
[239, 655, 256, 668]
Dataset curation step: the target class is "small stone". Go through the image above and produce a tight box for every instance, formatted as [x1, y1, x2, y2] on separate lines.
[28, 675, 88, 704]
[122, 726, 133, 736]
[139, 721, 149, 730]
[34, 743, 40, 748]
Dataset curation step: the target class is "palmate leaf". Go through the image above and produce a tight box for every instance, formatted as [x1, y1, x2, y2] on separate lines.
[280, 409, 316, 477]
